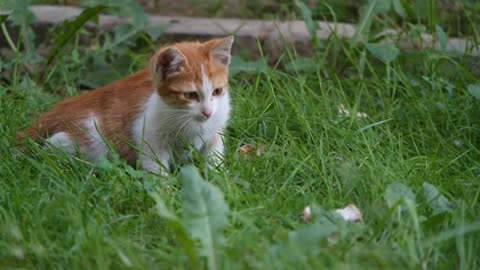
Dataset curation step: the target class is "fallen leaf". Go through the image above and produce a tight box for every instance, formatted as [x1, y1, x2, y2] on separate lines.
[303, 205, 312, 223]
[239, 144, 266, 157]
[335, 204, 363, 222]
[302, 204, 363, 223]
[338, 104, 369, 118]
[384, 182, 415, 212]
[338, 104, 351, 117]
[467, 84, 480, 100]
[355, 112, 369, 118]
[239, 144, 255, 154]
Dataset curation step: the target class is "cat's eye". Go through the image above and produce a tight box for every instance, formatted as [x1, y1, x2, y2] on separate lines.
[184, 91, 198, 100]
[212, 88, 223, 96]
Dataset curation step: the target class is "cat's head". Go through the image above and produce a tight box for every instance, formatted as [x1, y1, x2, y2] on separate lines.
[150, 36, 234, 122]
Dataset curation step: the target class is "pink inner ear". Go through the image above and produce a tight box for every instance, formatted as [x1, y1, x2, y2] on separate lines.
[212, 53, 230, 66]
[210, 37, 234, 66]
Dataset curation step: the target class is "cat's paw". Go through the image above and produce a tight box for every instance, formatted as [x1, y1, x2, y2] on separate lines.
[142, 158, 170, 178]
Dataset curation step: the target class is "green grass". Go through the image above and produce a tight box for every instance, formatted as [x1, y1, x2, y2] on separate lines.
[2, 51, 480, 268]
[2, 1, 480, 269]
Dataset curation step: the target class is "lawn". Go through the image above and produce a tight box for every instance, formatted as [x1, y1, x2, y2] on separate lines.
[1, 1, 480, 269]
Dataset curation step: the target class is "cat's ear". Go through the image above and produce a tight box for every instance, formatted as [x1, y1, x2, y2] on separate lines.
[207, 36, 234, 66]
[151, 47, 186, 81]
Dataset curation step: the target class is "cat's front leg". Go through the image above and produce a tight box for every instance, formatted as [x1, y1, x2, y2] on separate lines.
[204, 133, 225, 169]
[141, 150, 170, 177]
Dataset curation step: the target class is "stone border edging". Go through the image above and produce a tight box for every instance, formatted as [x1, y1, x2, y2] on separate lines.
[2, 5, 479, 57]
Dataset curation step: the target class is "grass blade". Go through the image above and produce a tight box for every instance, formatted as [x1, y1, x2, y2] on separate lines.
[295, 0, 319, 50]
[0, 14, 9, 25]
[45, 5, 106, 67]
[365, 43, 399, 64]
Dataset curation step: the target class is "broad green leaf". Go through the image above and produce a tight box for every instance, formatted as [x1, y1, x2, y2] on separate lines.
[423, 182, 452, 214]
[399, 0, 415, 17]
[289, 205, 342, 256]
[468, 84, 480, 100]
[110, 24, 138, 49]
[80, 54, 131, 88]
[373, 0, 391, 14]
[422, 211, 451, 227]
[82, 0, 147, 28]
[384, 182, 415, 211]
[436, 25, 448, 52]
[230, 56, 268, 75]
[365, 43, 399, 64]
[392, 0, 406, 17]
[124, 165, 147, 179]
[71, 48, 80, 63]
[408, 23, 427, 39]
[143, 24, 166, 41]
[3, 0, 35, 54]
[96, 155, 114, 170]
[180, 165, 229, 270]
[354, 0, 377, 43]
[149, 191, 198, 265]
[2, 0, 34, 26]
[46, 5, 106, 66]
[288, 223, 335, 256]
[285, 57, 318, 72]
[295, 0, 318, 42]
[80, 61, 119, 89]
[288, 205, 363, 257]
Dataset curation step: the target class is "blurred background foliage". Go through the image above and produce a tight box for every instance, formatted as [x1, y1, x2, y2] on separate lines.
[30, 0, 480, 36]
[1, 0, 479, 95]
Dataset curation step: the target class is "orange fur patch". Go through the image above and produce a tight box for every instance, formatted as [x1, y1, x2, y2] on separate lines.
[154, 41, 230, 106]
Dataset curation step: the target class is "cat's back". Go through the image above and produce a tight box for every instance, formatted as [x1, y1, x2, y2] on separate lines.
[55, 69, 154, 112]
[20, 69, 154, 141]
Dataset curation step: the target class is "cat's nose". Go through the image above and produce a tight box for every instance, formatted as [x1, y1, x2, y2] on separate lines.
[201, 109, 212, 118]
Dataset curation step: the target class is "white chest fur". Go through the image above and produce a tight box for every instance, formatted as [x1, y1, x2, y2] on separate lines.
[132, 91, 230, 173]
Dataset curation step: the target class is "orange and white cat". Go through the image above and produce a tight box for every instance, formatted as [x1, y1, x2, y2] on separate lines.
[18, 36, 234, 175]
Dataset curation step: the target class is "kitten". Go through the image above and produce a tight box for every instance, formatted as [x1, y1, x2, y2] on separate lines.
[17, 36, 234, 175]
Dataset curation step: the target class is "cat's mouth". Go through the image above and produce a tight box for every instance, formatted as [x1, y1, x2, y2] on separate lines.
[195, 115, 210, 122]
